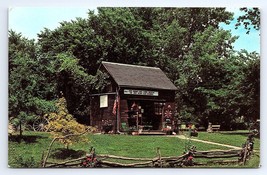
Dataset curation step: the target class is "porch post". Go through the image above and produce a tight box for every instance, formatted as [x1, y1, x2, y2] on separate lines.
[116, 89, 120, 133]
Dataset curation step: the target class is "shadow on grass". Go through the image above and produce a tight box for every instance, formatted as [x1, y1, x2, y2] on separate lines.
[8, 134, 44, 144]
[220, 131, 261, 138]
[219, 130, 249, 135]
[50, 148, 86, 160]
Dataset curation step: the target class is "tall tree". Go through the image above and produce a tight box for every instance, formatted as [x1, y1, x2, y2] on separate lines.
[53, 53, 95, 123]
[238, 51, 260, 123]
[9, 31, 57, 135]
[235, 8, 260, 34]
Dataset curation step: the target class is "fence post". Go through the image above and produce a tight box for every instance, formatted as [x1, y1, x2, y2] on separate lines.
[40, 151, 45, 167]
[242, 144, 248, 165]
[157, 147, 162, 168]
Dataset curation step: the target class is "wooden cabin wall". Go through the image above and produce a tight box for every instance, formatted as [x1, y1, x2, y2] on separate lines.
[119, 99, 129, 131]
[90, 94, 117, 132]
[90, 96, 99, 127]
[90, 89, 176, 132]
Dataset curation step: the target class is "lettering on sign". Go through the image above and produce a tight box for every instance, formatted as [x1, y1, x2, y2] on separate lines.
[124, 89, 159, 96]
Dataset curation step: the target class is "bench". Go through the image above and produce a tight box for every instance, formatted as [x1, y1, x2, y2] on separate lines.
[211, 125, 221, 132]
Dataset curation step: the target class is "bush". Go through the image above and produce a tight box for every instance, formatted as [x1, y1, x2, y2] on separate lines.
[46, 97, 95, 147]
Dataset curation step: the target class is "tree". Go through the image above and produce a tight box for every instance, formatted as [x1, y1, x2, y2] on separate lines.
[9, 31, 95, 130]
[238, 51, 260, 123]
[235, 8, 260, 34]
[175, 27, 238, 127]
[9, 31, 57, 135]
[54, 53, 96, 123]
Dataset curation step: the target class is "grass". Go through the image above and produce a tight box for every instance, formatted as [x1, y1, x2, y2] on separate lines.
[193, 151, 260, 168]
[8, 131, 260, 168]
[197, 131, 260, 150]
[245, 152, 261, 168]
[193, 131, 260, 168]
[85, 134, 229, 158]
[8, 132, 57, 168]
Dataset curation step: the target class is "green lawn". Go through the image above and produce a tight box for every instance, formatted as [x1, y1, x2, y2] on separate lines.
[8, 132, 58, 168]
[192, 131, 260, 168]
[197, 131, 260, 150]
[86, 134, 229, 157]
[8, 131, 260, 168]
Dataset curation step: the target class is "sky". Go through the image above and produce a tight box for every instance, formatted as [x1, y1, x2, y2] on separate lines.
[9, 7, 92, 40]
[9, 7, 260, 53]
[219, 8, 260, 53]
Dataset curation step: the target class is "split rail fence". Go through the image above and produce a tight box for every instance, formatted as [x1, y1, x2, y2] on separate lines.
[43, 142, 254, 168]
[41, 131, 257, 168]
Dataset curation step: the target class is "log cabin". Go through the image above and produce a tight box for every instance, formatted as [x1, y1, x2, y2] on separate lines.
[90, 61, 177, 134]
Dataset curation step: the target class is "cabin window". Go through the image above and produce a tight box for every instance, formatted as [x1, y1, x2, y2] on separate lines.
[154, 102, 164, 115]
[100, 95, 108, 108]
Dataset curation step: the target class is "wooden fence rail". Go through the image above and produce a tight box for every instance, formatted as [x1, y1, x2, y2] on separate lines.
[42, 134, 256, 168]
[43, 147, 251, 168]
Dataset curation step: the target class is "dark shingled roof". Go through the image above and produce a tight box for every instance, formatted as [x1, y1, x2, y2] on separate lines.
[101, 61, 177, 90]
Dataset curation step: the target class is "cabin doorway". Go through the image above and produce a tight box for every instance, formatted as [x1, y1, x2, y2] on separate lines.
[127, 100, 163, 130]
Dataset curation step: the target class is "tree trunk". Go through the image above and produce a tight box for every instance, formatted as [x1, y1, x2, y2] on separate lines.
[19, 121, 23, 137]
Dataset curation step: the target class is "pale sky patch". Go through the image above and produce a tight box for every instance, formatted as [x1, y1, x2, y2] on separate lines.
[8, 7, 260, 53]
[220, 8, 260, 53]
[9, 7, 92, 40]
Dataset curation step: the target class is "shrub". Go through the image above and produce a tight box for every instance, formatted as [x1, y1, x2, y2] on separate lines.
[46, 97, 94, 148]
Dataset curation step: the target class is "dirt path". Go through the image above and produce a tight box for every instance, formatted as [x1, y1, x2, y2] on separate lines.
[175, 135, 241, 149]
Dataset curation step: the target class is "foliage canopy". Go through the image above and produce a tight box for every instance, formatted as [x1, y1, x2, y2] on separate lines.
[9, 7, 260, 131]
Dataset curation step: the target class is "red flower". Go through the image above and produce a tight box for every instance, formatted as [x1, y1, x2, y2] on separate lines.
[188, 155, 193, 160]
